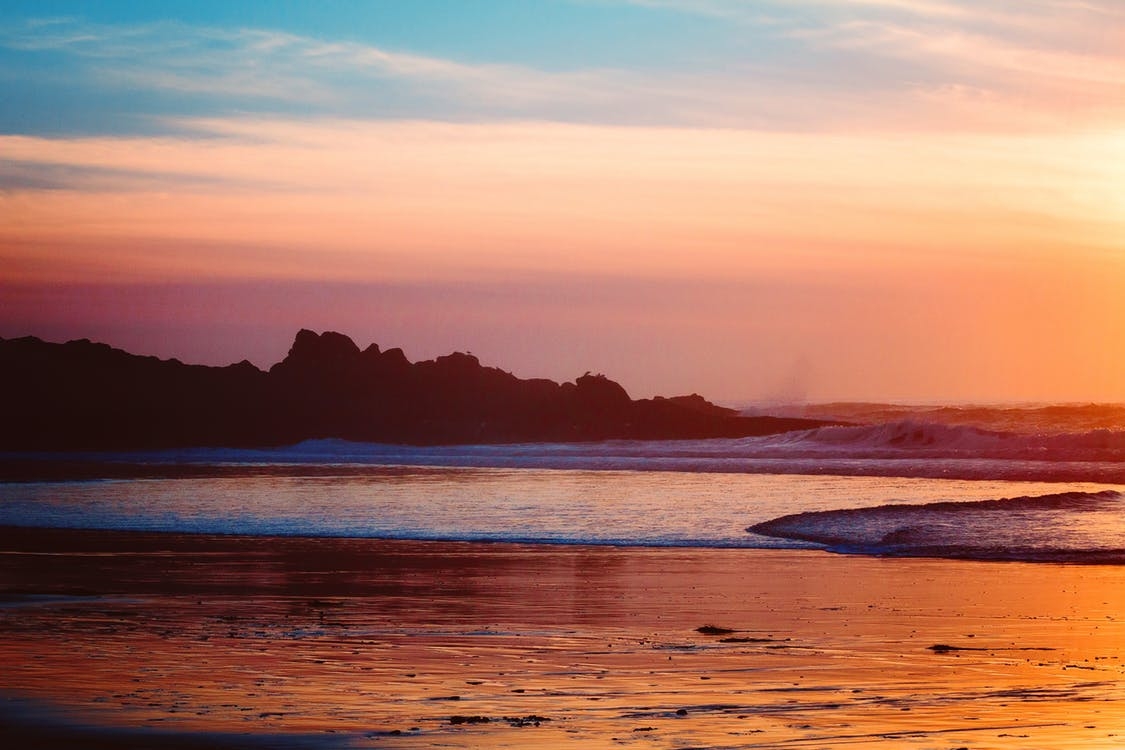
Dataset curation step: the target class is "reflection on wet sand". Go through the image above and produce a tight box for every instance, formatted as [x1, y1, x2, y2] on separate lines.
[2, 528, 1124, 748]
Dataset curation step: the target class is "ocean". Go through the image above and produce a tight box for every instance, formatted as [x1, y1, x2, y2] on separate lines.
[3, 403, 1124, 564]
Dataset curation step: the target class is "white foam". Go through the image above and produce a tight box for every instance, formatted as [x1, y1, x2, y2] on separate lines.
[79, 420, 1125, 483]
[751, 490, 1125, 563]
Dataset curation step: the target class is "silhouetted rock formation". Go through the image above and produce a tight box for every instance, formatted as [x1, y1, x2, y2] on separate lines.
[0, 330, 832, 450]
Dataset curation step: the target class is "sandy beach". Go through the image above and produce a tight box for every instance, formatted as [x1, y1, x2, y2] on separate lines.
[1, 526, 1123, 748]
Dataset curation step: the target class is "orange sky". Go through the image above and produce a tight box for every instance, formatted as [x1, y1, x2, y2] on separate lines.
[2, 2, 1124, 402]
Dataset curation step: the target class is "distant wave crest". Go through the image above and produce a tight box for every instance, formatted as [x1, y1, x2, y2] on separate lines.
[39, 419, 1125, 483]
[756, 420, 1125, 461]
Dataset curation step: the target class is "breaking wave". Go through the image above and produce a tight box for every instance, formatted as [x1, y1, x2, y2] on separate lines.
[780, 421, 1125, 461]
[40, 419, 1125, 483]
[749, 490, 1125, 564]
[747, 401, 1125, 435]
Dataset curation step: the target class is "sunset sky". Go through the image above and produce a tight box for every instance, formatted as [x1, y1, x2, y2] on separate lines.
[2, 0, 1123, 403]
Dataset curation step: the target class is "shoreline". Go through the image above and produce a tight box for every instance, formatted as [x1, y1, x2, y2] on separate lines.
[3, 527, 1124, 747]
[4, 522, 1125, 567]
[6, 451, 1125, 489]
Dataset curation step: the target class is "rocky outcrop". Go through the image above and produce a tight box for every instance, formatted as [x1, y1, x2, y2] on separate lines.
[0, 330, 832, 450]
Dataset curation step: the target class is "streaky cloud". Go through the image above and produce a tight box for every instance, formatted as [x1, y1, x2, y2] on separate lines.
[621, 0, 1125, 125]
[3, 9, 1120, 134]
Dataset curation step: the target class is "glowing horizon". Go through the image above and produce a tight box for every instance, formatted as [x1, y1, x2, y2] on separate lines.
[2, 2, 1124, 403]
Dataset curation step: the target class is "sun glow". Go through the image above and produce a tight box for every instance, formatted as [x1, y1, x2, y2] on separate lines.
[3, 1, 1125, 401]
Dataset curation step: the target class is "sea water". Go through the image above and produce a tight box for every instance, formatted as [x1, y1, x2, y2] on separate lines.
[3, 405, 1124, 563]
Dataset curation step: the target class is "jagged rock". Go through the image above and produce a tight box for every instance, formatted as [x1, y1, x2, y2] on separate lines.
[270, 329, 362, 378]
[0, 331, 835, 450]
[574, 373, 631, 410]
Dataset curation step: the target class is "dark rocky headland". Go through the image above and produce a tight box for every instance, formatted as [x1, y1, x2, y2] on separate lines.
[1, 330, 832, 450]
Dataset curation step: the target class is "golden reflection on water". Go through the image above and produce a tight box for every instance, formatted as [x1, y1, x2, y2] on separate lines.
[1, 532, 1124, 748]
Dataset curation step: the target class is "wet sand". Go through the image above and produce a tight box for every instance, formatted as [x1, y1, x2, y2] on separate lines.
[1, 526, 1124, 748]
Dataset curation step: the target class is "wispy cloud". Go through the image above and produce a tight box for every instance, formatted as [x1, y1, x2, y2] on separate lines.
[0, 16, 797, 128]
[618, 0, 1125, 128]
[4, 9, 1121, 134]
[801, 17, 1125, 86]
[3, 117, 1121, 280]
[627, 0, 1125, 30]
[0, 18, 628, 116]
